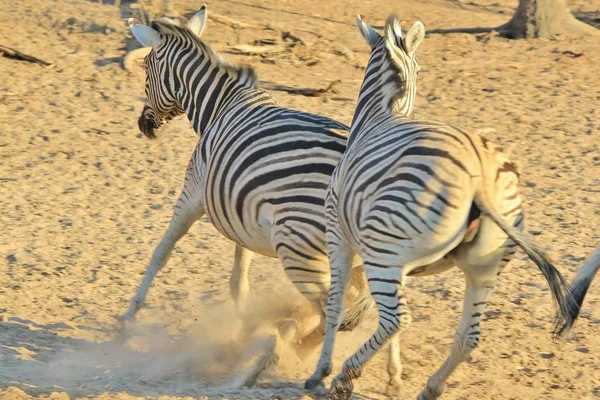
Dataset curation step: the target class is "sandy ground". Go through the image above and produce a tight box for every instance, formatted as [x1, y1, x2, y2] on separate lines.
[0, 0, 599, 398]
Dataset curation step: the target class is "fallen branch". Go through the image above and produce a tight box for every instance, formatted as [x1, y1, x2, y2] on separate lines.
[90, 128, 112, 135]
[281, 31, 306, 46]
[261, 80, 342, 97]
[208, 12, 261, 30]
[225, 44, 287, 55]
[0, 45, 52, 66]
[217, 0, 351, 26]
[296, 28, 323, 38]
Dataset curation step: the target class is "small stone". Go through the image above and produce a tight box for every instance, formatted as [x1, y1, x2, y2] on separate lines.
[475, 127, 497, 135]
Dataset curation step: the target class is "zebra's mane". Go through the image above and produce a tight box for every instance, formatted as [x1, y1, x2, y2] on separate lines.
[151, 17, 258, 90]
[382, 40, 405, 114]
[366, 36, 404, 115]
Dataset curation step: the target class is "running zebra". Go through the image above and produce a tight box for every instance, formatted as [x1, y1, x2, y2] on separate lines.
[122, 6, 373, 359]
[560, 245, 600, 333]
[305, 15, 577, 399]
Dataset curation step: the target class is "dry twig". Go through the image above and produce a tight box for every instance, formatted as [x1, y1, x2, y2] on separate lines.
[0, 45, 52, 66]
[225, 44, 287, 55]
[261, 80, 342, 97]
[90, 128, 112, 135]
[209, 12, 261, 30]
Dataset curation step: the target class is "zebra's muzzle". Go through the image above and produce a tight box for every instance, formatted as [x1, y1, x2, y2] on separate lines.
[138, 112, 158, 139]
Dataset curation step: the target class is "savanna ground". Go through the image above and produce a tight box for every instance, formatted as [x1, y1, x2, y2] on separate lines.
[0, 0, 599, 398]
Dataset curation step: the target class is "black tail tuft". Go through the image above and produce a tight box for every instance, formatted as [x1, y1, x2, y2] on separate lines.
[509, 235, 577, 339]
[339, 290, 374, 332]
[338, 265, 374, 332]
[556, 246, 600, 337]
[524, 246, 578, 339]
[555, 276, 591, 338]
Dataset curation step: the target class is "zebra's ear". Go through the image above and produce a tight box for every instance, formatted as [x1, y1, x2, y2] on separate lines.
[384, 14, 403, 42]
[128, 18, 161, 48]
[188, 3, 208, 37]
[356, 15, 380, 48]
[404, 21, 425, 54]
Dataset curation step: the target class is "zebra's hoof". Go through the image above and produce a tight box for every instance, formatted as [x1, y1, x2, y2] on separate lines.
[386, 380, 402, 398]
[304, 377, 324, 391]
[417, 385, 443, 400]
[327, 375, 353, 400]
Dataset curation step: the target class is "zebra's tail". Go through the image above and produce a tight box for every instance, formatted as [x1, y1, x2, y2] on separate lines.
[339, 265, 374, 332]
[339, 290, 374, 331]
[561, 246, 600, 334]
[474, 190, 578, 338]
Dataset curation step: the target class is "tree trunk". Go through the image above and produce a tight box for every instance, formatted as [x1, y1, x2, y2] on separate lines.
[500, 0, 598, 39]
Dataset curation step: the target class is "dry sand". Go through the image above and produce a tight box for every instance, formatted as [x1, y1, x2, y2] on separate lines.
[0, 0, 599, 398]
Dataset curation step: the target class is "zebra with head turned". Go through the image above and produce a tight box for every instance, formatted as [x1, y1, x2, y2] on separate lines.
[560, 244, 600, 332]
[305, 15, 578, 399]
[121, 4, 373, 373]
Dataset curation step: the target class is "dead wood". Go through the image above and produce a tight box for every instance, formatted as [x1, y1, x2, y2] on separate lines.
[90, 128, 112, 135]
[209, 12, 262, 30]
[0, 45, 52, 66]
[224, 44, 287, 55]
[261, 80, 342, 97]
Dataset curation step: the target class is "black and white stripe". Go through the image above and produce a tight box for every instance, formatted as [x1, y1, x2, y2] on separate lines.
[121, 6, 373, 353]
[560, 245, 600, 334]
[306, 15, 577, 400]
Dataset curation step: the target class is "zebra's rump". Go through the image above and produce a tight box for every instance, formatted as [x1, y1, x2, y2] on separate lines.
[336, 118, 521, 255]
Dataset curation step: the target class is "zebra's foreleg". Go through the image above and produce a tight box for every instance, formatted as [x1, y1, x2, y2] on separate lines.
[120, 190, 204, 324]
[327, 263, 406, 400]
[305, 236, 354, 391]
[417, 274, 496, 400]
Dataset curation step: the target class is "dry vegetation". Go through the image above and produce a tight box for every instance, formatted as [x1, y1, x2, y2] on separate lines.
[0, 0, 598, 399]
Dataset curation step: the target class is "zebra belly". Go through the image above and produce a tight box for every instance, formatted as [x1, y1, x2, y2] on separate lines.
[204, 182, 331, 259]
[199, 115, 345, 259]
[206, 203, 279, 258]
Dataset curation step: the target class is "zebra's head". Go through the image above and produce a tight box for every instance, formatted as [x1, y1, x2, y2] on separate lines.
[128, 6, 208, 139]
[356, 15, 425, 117]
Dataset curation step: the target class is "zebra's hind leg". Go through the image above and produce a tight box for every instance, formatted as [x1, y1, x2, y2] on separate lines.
[418, 212, 517, 399]
[386, 296, 412, 397]
[119, 186, 204, 327]
[417, 273, 497, 400]
[230, 245, 253, 315]
[326, 262, 407, 400]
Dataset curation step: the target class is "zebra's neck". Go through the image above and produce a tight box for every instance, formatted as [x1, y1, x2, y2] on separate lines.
[349, 41, 416, 141]
[171, 41, 258, 137]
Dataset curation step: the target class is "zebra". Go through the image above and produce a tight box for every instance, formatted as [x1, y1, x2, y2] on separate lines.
[559, 245, 600, 334]
[305, 15, 578, 399]
[122, 5, 373, 366]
